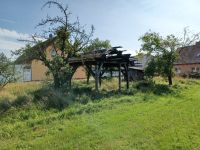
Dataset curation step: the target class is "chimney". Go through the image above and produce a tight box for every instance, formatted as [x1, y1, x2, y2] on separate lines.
[49, 34, 53, 39]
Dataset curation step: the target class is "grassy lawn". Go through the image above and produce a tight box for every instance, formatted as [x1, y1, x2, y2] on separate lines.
[1, 78, 200, 149]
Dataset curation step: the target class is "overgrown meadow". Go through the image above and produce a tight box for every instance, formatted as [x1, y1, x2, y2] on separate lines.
[1, 78, 200, 149]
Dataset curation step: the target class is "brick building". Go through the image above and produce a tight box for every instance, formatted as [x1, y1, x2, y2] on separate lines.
[174, 42, 200, 76]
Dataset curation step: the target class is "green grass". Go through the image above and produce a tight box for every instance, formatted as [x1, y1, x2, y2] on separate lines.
[1, 78, 200, 149]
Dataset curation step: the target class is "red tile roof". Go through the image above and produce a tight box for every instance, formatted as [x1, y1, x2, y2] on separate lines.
[175, 42, 200, 65]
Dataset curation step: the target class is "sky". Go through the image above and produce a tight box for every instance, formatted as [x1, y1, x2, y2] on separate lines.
[1, 0, 200, 58]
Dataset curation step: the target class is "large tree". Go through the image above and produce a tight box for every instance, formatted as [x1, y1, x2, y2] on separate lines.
[140, 32, 179, 85]
[16, 1, 94, 89]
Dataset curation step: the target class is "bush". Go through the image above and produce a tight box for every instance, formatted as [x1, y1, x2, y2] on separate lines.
[73, 86, 92, 95]
[78, 94, 91, 104]
[12, 94, 32, 107]
[122, 88, 137, 95]
[0, 99, 11, 112]
[153, 84, 171, 95]
[34, 87, 74, 110]
[189, 72, 200, 79]
[135, 80, 154, 92]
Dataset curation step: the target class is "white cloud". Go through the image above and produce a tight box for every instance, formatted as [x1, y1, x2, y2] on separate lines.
[0, 28, 30, 57]
[0, 18, 16, 24]
[0, 28, 29, 41]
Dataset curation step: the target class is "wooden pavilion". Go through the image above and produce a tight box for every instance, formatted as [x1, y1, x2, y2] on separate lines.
[69, 46, 137, 92]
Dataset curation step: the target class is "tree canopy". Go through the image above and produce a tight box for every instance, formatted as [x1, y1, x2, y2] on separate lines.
[140, 32, 180, 85]
[0, 53, 15, 90]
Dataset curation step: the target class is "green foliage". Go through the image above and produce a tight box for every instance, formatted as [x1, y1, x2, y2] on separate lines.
[12, 94, 32, 107]
[135, 80, 172, 95]
[78, 94, 91, 104]
[144, 58, 157, 79]
[140, 32, 179, 85]
[84, 38, 111, 52]
[189, 72, 200, 79]
[0, 98, 11, 112]
[33, 87, 74, 110]
[0, 53, 15, 90]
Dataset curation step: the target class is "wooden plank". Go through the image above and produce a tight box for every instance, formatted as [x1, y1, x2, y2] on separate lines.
[119, 63, 121, 93]
[95, 64, 99, 92]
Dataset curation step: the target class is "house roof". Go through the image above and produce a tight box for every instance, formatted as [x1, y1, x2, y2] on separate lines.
[175, 42, 200, 65]
[15, 38, 55, 64]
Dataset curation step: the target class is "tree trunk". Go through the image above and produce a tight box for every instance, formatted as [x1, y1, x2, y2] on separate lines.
[168, 75, 172, 85]
[53, 73, 60, 89]
[99, 76, 101, 87]
[87, 72, 90, 84]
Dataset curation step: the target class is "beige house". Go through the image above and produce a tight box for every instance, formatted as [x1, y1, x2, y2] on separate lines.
[15, 44, 86, 82]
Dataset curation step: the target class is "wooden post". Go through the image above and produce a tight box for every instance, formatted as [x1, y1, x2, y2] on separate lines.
[126, 64, 129, 89]
[119, 63, 121, 93]
[69, 65, 78, 90]
[99, 76, 102, 87]
[95, 64, 99, 92]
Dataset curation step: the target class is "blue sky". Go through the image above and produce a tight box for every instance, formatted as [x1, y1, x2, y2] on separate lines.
[1, 0, 200, 57]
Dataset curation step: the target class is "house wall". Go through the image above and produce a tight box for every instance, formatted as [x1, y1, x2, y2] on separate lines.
[72, 66, 86, 79]
[31, 60, 87, 81]
[174, 64, 200, 76]
[31, 60, 49, 81]
[19, 44, 87, 81]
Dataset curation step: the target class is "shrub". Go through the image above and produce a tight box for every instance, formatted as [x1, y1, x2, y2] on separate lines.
[122, 88, 137, 95]
[78, 94, 91, 104]
[47, 91, 69, 110]
[0, 99, 11, 112]
[135, 80, 154, 92]
[73, 86, 92, 95]
[12, 94, 32, 107]
[189, 72, 200, 79]
[33, 87, 74, 110]
[153, 84, 171, 95]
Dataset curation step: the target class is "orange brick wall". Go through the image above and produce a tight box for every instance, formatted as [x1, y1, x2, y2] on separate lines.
[72, 66, 86, 79]
[174, 64, 200, 75]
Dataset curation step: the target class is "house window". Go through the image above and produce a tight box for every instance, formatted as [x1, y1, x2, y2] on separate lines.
[175, 68, 181, 74]
[51, 48, 56, 57]
[197, 53, 200, 57]
[191, 67, 199, 73]
[192, 67, 195, 72]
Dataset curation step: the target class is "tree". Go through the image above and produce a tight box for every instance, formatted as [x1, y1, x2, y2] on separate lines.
[181, 27, 200, 46]
[0, 53, 15, 90]
[83, 38, 111, 84]
[140, 32, 179, 85]
[15, 1, 94, 89]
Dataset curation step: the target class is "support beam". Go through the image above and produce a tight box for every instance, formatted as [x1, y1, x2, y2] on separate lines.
[124, 63, 129, 89]
[85, 64, 95, 77]
[95, 64, 99, 92]
[95, 62, 104, 92]
[118, 63, 121, 93]
[69, 65, 79, 89]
